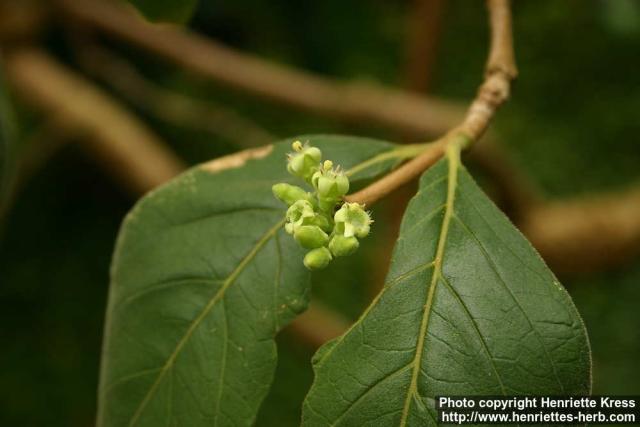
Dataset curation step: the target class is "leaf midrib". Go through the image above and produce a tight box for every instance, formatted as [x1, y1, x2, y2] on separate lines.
[399, 145, 459, 426]
[127, 219, 285, 426]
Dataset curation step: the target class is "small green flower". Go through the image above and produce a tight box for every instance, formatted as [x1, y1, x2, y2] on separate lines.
[285, 200, 315, 234]
[311, 160, 349, 202]
[272, 183, 314, 206]
[287, 141, 322, 182]
[329, 234, 359, 257]
[334, 202, 372, 238]
[294, 225, 329, 249]
[274, 141, 372, 268]
[303, 247, 332, 270]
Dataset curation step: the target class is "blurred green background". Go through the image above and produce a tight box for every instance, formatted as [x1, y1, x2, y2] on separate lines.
[1, 0, 639, 426]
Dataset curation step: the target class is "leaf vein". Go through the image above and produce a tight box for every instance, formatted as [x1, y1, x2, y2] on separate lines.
[127, 219, 284, 426]
[451, 214, 565, 393]
[439, 274, 507, 395]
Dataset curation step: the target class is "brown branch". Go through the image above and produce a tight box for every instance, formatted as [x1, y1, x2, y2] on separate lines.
[57, 0, 466, 138]
[75, 45, 276, 147]
[520, 189, 640, 274]
[346, 0, 517, 206]
[4, 49, 185, 195]
[404, 0, 446, 93]
[460, 0, 517, 140]
[345, 139, 447, 205]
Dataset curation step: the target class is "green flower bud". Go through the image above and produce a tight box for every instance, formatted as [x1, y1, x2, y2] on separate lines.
[294, 225, 329, 249]
[334, 202, 372, 238]
[276, 142, 368, 269]
[329, 235, 359, 257]
[311, 160, 349, 202]
[303, 247, 332, 270]
[285, 200, 315, 234]
[308, 213, 333, 233]
[317, 200, 339, 215]
[286, 141, 322, 182]
[272, 183, 313, 206]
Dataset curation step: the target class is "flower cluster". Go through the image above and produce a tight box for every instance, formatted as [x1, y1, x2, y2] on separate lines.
[273, 141, 373, 270]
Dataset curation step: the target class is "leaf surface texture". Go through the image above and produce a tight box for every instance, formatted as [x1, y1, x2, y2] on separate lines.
[302, 147, 591, 426]
[98, 136, 403, 426]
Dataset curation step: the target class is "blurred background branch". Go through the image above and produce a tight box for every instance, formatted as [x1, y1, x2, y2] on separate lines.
[403, 0, 446, 93]
[75, 45, 275, 148]
[5, 49, 185, 195]
[58, 0, 466, 137]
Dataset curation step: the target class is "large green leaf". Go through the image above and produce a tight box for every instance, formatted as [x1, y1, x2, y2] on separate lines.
[302, 145, 591, 426]
[97, 135, 408, 426]
[128, 0, 198, 23]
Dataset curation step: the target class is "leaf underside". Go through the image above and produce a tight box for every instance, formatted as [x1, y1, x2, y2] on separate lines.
[302, 147, 591, 426]
[97, 136, 403, 427]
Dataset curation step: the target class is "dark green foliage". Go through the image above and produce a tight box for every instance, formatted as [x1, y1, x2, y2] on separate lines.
[303, 150, 591, 426]
[0, 146, 129, 427]
[97, 136, 400, 426]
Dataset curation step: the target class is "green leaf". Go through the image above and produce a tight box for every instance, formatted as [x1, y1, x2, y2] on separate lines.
[97, 135, 408, 426]
[302, 145, 591, 426]
[128, 0, 198, 24]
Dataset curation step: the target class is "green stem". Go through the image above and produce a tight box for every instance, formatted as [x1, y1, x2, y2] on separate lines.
[345, 142, 432, 177]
